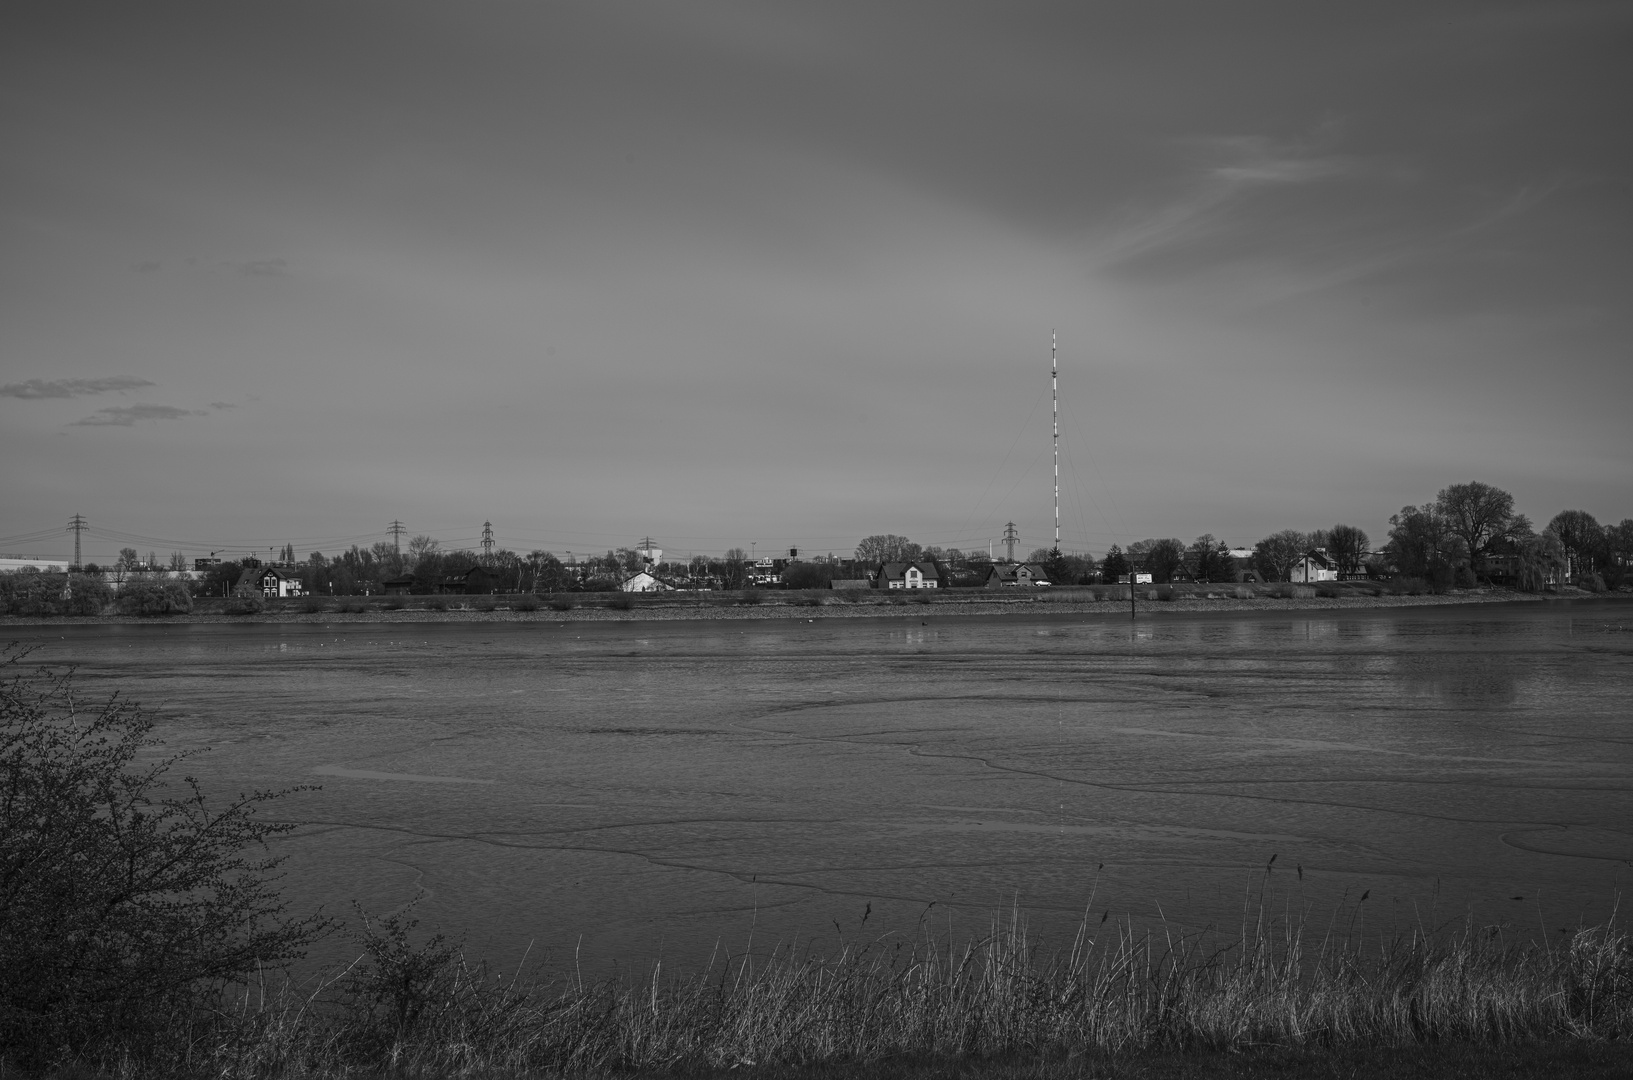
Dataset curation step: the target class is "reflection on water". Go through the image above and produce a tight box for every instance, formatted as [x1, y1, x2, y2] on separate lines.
[14, 600, 1633, 975]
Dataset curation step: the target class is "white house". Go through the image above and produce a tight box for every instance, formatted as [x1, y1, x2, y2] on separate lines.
[619, 570, 674, 593]
[877, 561, 939, 588]
[1290, 550, 1340, 583]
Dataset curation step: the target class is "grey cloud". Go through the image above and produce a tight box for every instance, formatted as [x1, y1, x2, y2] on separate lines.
[71, 404, 205, 426]
[132, 260, 162, 273]
[208, 401, 238, 410]
[236, 258, 288, 277]
[0, 376, 155, 399]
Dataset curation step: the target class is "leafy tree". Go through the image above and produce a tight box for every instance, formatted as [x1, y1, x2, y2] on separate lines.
[1515, 531, 1568, 592]
[1435, 482, 1517, 578]
[1547, 510, 1603, 579]
[115, 581, 192, 616]
[1100, 545, 1130, 582]
[531, 551, 570, 593]
[117, 548, 140, 571]
[194, 560, 243, 598]
[1385, 506, 1466, 586]
[782, 562, 833, 590]
[854, 534, 919, 566]
[1325, 524, 1371, 578]
[1253, 530, 1308, 582]
[167, 551, 186, 571]
[1607, 520, 1633, 589]
[0, 649, 325, 1066]
[0, 574, 111, 616]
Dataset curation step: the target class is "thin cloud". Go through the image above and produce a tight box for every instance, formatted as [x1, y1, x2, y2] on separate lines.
[0, 376, 155, 399]
[71, 404, 205, 426]
[236, 258, 288, 277]
[1091, 133, 1354, 268]
[208, 401, 238, 410]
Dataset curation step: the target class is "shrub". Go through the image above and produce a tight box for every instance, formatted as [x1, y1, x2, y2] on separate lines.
[0, 573, 111, 616]
[1453, 565, 1479, 589]
[547, 595, 576, 612]
[1234, 586, 1255, 599]
[739, 589, 764, 606]
[1580, 573, 1606, 593]
[0, 648, 324, 1068]
[1426, 563, 1456, 594]
[225, 593, 265, 615]
[1155, 586, 1175, 602]
[337, 600, 367, 613]
[607, 595, 635, 610]
[115, 581, 193, 617]
[423, 596, 449, 611]
[381, 595, 405, 610]
[1316, 585, 1342, 599]
[300, 596, 330, 614]
[473, 598, 497, 612]
[512, 596, 539, 612]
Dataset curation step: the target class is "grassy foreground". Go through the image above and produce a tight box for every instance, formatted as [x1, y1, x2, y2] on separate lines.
[59, 901, 1626, 1079]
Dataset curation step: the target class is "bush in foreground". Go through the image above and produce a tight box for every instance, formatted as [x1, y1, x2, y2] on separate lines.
[0, 648, 324, 1070]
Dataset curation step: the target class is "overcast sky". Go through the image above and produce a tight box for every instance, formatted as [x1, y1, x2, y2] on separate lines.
[3, 2, 1628, 564]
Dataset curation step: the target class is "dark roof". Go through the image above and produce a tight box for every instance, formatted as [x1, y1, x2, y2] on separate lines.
[877, 561, 938, 580]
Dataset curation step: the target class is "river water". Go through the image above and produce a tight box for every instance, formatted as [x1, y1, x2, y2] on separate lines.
[12, 599, 1633, 975]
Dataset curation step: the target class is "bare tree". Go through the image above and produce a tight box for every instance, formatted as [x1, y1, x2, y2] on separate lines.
[1436, 482, 1516, 577]
[1253, 530, 1308, 582]
[1325, 524, 1370, 578]
[854, 534, 919, 566]
[1546, 510, 1603, 579]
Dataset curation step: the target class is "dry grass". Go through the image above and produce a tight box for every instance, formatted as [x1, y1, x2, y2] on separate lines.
[154, 898, 1633, 1080]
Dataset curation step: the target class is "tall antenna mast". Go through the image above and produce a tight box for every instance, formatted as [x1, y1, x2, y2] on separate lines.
[1052, 331, 1059, 550]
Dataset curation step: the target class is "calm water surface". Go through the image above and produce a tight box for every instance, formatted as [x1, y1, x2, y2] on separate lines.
[14, 600, 1633, 974]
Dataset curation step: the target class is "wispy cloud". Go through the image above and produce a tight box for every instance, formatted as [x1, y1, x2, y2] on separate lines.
[236, 258, 288, 277]
[71, 404, 205, 426]
[1091, 133, 1354, 267]
[208, 401, 238, 410]
[0, 376, 155, 399]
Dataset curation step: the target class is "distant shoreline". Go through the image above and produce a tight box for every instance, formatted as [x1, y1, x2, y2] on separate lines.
[5, 586, 1627, 628]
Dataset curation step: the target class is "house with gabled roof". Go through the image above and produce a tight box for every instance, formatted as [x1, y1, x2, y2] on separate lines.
[984, 562, 1049, 588]
[1290, 549, 1340, 583]
[874, 561, 940, 589]
[235, 565, 305, 598]
[619, 570, 674, 593]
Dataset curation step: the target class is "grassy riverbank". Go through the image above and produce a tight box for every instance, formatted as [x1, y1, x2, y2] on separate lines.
[6, 582, 1623, 627]
[49, 903, 1629, 1079]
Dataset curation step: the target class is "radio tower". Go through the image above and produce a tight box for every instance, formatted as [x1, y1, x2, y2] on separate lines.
[1052, 331, 1059, 551]
[1003, 521, 1018, 564]
[67, 514, 87, 570]
[388, 520, 406, 553]
[481, 521, 495, 560]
